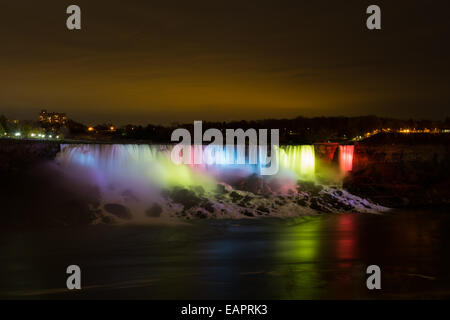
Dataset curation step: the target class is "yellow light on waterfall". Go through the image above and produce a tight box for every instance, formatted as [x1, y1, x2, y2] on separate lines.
[299, 146, 315, 178]
[278, 145, 315, 179]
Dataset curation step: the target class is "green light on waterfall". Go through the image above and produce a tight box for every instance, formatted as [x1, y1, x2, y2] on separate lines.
[156, 152, 215, 189]
[300, 146, 315, 177]
[279, 145, 315, 179]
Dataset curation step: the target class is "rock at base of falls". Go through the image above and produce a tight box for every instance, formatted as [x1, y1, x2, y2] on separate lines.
[104, 203, 133, 220]
[146, 204, 163, 218]
[152, 179, 389, 221]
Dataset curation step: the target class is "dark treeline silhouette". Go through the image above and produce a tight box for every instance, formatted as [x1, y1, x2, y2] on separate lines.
[116, 115, 450, 144]
[1, 114, 449, 143]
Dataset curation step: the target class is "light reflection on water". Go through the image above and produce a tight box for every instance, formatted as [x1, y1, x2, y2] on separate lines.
[1, 210, 450, 299]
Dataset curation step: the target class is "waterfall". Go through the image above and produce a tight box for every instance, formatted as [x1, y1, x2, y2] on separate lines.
[57, 144, 216, 189]
[278, 145, 315, 179]
[58, 144, 318, 181]
[57, 144, 360, 181]
[339, 145, 354, 173]
[58, 144, 160, 169]
[52, 144, 361, 221]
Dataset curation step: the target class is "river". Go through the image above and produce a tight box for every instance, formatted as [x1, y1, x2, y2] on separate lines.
[1, 209, 449, 299]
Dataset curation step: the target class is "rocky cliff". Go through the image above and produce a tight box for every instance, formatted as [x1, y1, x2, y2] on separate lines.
[344, 133, 450, 207]
[0, 139, 60, 173]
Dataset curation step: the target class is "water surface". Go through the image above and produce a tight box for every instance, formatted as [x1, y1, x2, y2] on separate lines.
[1, 210, 449, 299]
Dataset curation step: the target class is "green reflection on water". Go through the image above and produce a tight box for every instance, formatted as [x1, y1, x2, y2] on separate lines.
[272, 217, 325, 299]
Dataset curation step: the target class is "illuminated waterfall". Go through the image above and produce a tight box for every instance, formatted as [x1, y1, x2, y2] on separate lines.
[278, 145, 315, 179]
[57, 144, 215, 188]
[50, 144, 384, 221]
[58, 144, 160, 169]
[57, 144, 322, 188]
[339, 145, 354, 173]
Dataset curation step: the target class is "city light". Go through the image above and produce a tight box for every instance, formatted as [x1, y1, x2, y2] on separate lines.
[353, 127, 448, 141]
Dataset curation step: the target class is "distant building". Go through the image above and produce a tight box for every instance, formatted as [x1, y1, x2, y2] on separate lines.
[39, 110, 67, 126]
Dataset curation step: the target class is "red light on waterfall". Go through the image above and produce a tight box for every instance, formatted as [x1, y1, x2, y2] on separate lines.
[339, 145, 354, 173]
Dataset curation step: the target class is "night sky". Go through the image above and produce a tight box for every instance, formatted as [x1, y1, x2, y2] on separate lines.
[1, 0, 449, 124]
